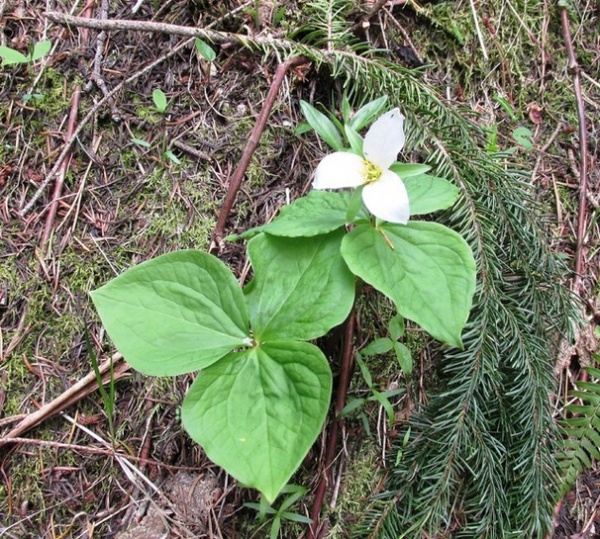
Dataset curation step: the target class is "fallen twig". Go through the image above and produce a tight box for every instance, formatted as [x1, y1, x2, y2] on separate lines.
[560, 7, 589, 294]
[40, 86, 80, 251]
[1, 353, 128, 441]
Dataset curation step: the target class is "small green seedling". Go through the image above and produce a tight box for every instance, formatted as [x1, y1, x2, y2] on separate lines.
[152, 89, 168, 114]
[245, 484, 313, 539]
[194, 38, 216, 62]
[0, 39, 52, 65]
[131, 89, 182, 166]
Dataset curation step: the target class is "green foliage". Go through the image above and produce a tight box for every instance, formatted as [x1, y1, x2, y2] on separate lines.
[558, 360, 600, 498]
[245, 484, 313, 539]
[93, 104, 477, 505]
[299, 100, 344, 150]
[194, 37, 216, 62]
[0, 39, 51, 65]
[152, 88, 168, 113]
[341, 222, 476, 348]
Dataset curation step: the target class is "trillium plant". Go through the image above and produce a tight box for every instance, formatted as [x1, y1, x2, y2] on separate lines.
[91, 96, 476, 504]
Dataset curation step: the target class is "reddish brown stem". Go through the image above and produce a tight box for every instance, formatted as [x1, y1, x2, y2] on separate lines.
[309, 310, 356, 539]
[41, 87, 81, 251]
[211, 55, 307, 250]
[560, 8, 589, 294]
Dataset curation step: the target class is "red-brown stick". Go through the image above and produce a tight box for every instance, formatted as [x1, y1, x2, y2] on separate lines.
[211, 55, 307, 249]
[40, 87, 81, 250]
[309, 310, 356, 538]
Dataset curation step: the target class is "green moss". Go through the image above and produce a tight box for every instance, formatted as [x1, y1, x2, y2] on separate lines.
[325, 439, 380, 538]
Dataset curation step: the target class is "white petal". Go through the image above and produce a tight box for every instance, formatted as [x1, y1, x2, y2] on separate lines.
[313, 152, 366, 189]
[362, 170, 410, 224]
[363, 108, 405, 170]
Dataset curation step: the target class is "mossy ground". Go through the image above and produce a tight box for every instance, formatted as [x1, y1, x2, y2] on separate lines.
[1, 0, 598, 537]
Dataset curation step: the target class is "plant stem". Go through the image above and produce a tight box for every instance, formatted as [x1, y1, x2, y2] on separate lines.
[309, 309, 356, 539]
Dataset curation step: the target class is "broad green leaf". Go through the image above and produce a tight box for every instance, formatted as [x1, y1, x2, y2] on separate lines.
[0, 46, 29, 64]
[181, 341, 332, 503]
[341, 222, 476, 348]
[152, 89, 167, 112]
[245, 231, 355, 341]
[389, 163, 432, 178]
[403, 174, 459, 215]
[299, 101, 343, 150]
[91, 250, 250, 376]
[195, 37, 217, 61]
[394, 342, 413, 375]
[350, 96, 388, 131]
[242, 190, 365, 239]
[362, 338, 394, 356]
[31, 40, 52, 61]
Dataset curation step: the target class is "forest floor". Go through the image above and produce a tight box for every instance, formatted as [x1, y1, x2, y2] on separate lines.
[1, 1, 599, 538]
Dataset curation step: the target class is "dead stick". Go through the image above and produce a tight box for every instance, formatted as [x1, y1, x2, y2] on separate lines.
[2, 353, 127, 441]
[560, 8, 589, 294]
[211, 55, 308, 249]
[309, 310, 356, 539]
[41, 86, 81, 250]
[44, 10, 297, 50]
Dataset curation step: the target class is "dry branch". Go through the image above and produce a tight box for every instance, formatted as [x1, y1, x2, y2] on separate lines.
[1, 354, 127, 442]
[560, 8, 590, 294]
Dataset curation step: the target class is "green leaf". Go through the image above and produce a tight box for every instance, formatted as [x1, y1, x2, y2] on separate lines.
[356, 354, 373, 387]
[152, 89, 167, 113]
[164, 150, 181, 165]
[344, 124, 363, 155]
[403, 174, 460, 215]
[31, 40, 52, 61]
[341, 94, 352, 123]
[181, 341, 332, 503]
[371, 389, 395, 424]
[345, 186, 366, 223]
[270, 516, 281, 539]
[245, 231, 355, 341]
[293, 121, 312, 136]
[513, 126, 534, 150]
[389, 314, 405, 340]
[341, 222, 476, 348]
[389, 163, 432, 178]
[131, 138, 152, 148]
[91, 250, 250, 376]
[393, 341, 413, 375]
[299, 101, 343, 151]
[280, 512, 313, 524]
[362, 338, 394, 356]
[243, 190, 364, 239]
[195, 37, 217, 61]
[0, 46, 29, 64]
[350, 96, 389, 131]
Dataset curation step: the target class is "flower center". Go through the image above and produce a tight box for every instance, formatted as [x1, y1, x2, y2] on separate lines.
[362, 160, 382, 184]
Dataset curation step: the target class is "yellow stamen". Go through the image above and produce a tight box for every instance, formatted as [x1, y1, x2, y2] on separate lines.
[362, 160, 382, 184]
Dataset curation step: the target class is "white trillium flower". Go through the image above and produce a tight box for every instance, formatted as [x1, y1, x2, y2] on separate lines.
[312, 108, 410, 224]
